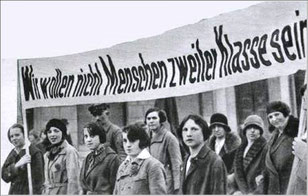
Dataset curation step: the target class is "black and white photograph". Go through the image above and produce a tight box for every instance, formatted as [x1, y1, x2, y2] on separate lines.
[1, 1, 307, 195]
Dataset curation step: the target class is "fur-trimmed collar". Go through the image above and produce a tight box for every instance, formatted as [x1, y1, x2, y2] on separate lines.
[208, 132, 241, 154]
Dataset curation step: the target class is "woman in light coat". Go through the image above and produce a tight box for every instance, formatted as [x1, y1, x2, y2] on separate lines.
[114, 123, 167, 195]
[43, 119, 80, 195]
[80, 122, 121, 194]
[228, 115, 267, 194]
[145, 107, 182, 194]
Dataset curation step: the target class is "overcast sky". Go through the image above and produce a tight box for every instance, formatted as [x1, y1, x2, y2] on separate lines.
[1, 1, 262, 59]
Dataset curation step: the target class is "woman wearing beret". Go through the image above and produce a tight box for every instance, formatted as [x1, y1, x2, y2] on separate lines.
[43, 118, 80, 195]
[114, 123, 167, 195]
[228, 115, 267, 195]
[262, 101, 299, 194]
[80, 122, 121, 194]
[2, 124, 44, 194]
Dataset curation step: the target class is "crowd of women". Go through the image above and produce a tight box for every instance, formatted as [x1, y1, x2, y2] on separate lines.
[2, 92, 307, 195]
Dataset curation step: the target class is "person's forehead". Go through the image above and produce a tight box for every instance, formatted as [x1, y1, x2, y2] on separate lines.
[147, 111, 159, 116]
[267, 111, 283, 116]
[9, 127, 23, 135]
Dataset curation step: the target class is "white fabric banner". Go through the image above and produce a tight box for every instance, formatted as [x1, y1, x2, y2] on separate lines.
[18, 1, 307, 109]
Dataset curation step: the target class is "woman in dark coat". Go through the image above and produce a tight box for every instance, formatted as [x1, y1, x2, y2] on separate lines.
[208, 113, 241, 173]
[2, 123, 44, 194]
[80, 122, 121, 194]
[178, 114, 227, 194]
[263, 101, 299, 194]
[228, 115, 267, 194]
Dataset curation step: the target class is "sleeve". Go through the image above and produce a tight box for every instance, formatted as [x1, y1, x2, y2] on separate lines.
[1, 152, 20, 183]
[114, 129, 127, 162]
[167, 135, 182, 191]
[30, 149, 45, 194]
[66, 148, 81, 195]
[79, 158, 87, 194]
[108, 155, 121, 193]
[148, 161, 167, 194]
[211, 158, 227, 194]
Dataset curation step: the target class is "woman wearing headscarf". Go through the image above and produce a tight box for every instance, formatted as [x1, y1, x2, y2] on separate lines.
[80, 122, 121, 194]
[2, 123, 44, 194]
[43, 118, 80, 195]
[145, 107, 182, 194]
[228, 115, 267, 195]
[263, 101, 299, 194]
[114, 123, 167, 194]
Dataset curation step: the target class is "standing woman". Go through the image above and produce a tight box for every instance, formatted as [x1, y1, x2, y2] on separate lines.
[145, 107, 182, 194]
[178, 114, 227, 194]
[80, 122, 121, 194]
[229, 115, 267, 194]
[2, 123, 44, 194]
[114, 123, 167, 195]
[263, 101, 299, 194]
[43, 119, 80, 195]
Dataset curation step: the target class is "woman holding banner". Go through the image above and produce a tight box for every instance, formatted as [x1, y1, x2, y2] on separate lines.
[2, 123, 44, 194]
[43, 119, 80, 195]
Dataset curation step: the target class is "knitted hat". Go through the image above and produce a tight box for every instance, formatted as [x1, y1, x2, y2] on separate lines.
[88, 103, 110, 116]
[209, 113, 231, 132]
[266, 101, 290, 117]
[45, 119, 67, 137]
[243, 115, 264, 135]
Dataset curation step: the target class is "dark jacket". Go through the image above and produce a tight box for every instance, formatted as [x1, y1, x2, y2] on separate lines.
[100, 121, 126, 161]
[208, 132, 241, 173]
[263, 115, 299, 194]
[149, 127, 182, 193]
[231, 136, 267, 194]
[180, 144, 227, 194]
[2, 144, 44, 195]
[80, 145, 121, 194]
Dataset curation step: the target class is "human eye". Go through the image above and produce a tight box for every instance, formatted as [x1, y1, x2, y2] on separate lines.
[183, 128, 188, 132]
[123, 138, 127, 143]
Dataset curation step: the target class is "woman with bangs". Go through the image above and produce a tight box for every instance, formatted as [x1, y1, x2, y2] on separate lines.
[80, 122, 121, 194]
[114, 123, 167, 195]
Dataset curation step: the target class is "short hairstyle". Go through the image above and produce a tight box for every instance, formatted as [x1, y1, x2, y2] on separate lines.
[88, 103, 110, 116]
[178, 114, 211, 142]
[266, 101, 290, 117]
[123, 123, 150, 149]
[8, 123, 25, 142]
[84, 122, 106, 143]
[144, 107, 167, 124]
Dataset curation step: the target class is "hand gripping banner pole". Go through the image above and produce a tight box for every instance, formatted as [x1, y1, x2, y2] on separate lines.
[22, 109, 33, 195]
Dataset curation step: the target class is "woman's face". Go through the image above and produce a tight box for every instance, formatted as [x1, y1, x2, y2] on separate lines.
[122, 132, 142, 159]
[245, 126, 261, 142]
[267, 111, 288, 129]
[146, 111, 160, 131]
[212, 125, 226, 139]
[9, 127, 25, 148]
[182, 119, 204, 148]
[83, 128, 100, 151]
[47, 127, 63, 144]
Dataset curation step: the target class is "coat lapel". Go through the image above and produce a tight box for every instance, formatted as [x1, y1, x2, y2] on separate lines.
[265, 131, 280, 175]
[243, 137, 266, 171]
[150, 127, 167, 144]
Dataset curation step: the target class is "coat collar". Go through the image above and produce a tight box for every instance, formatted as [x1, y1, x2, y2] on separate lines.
[184, 144, 211, 180]
[150, 127, 167, 143]
[84, 144, 115, 178]
[209, 132, 241, 154]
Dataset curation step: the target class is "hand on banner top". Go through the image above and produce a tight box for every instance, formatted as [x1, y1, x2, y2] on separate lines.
[292, 137, 307, 160]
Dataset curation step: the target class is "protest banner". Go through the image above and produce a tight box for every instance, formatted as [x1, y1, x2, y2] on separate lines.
[18, 1, 307, 110]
